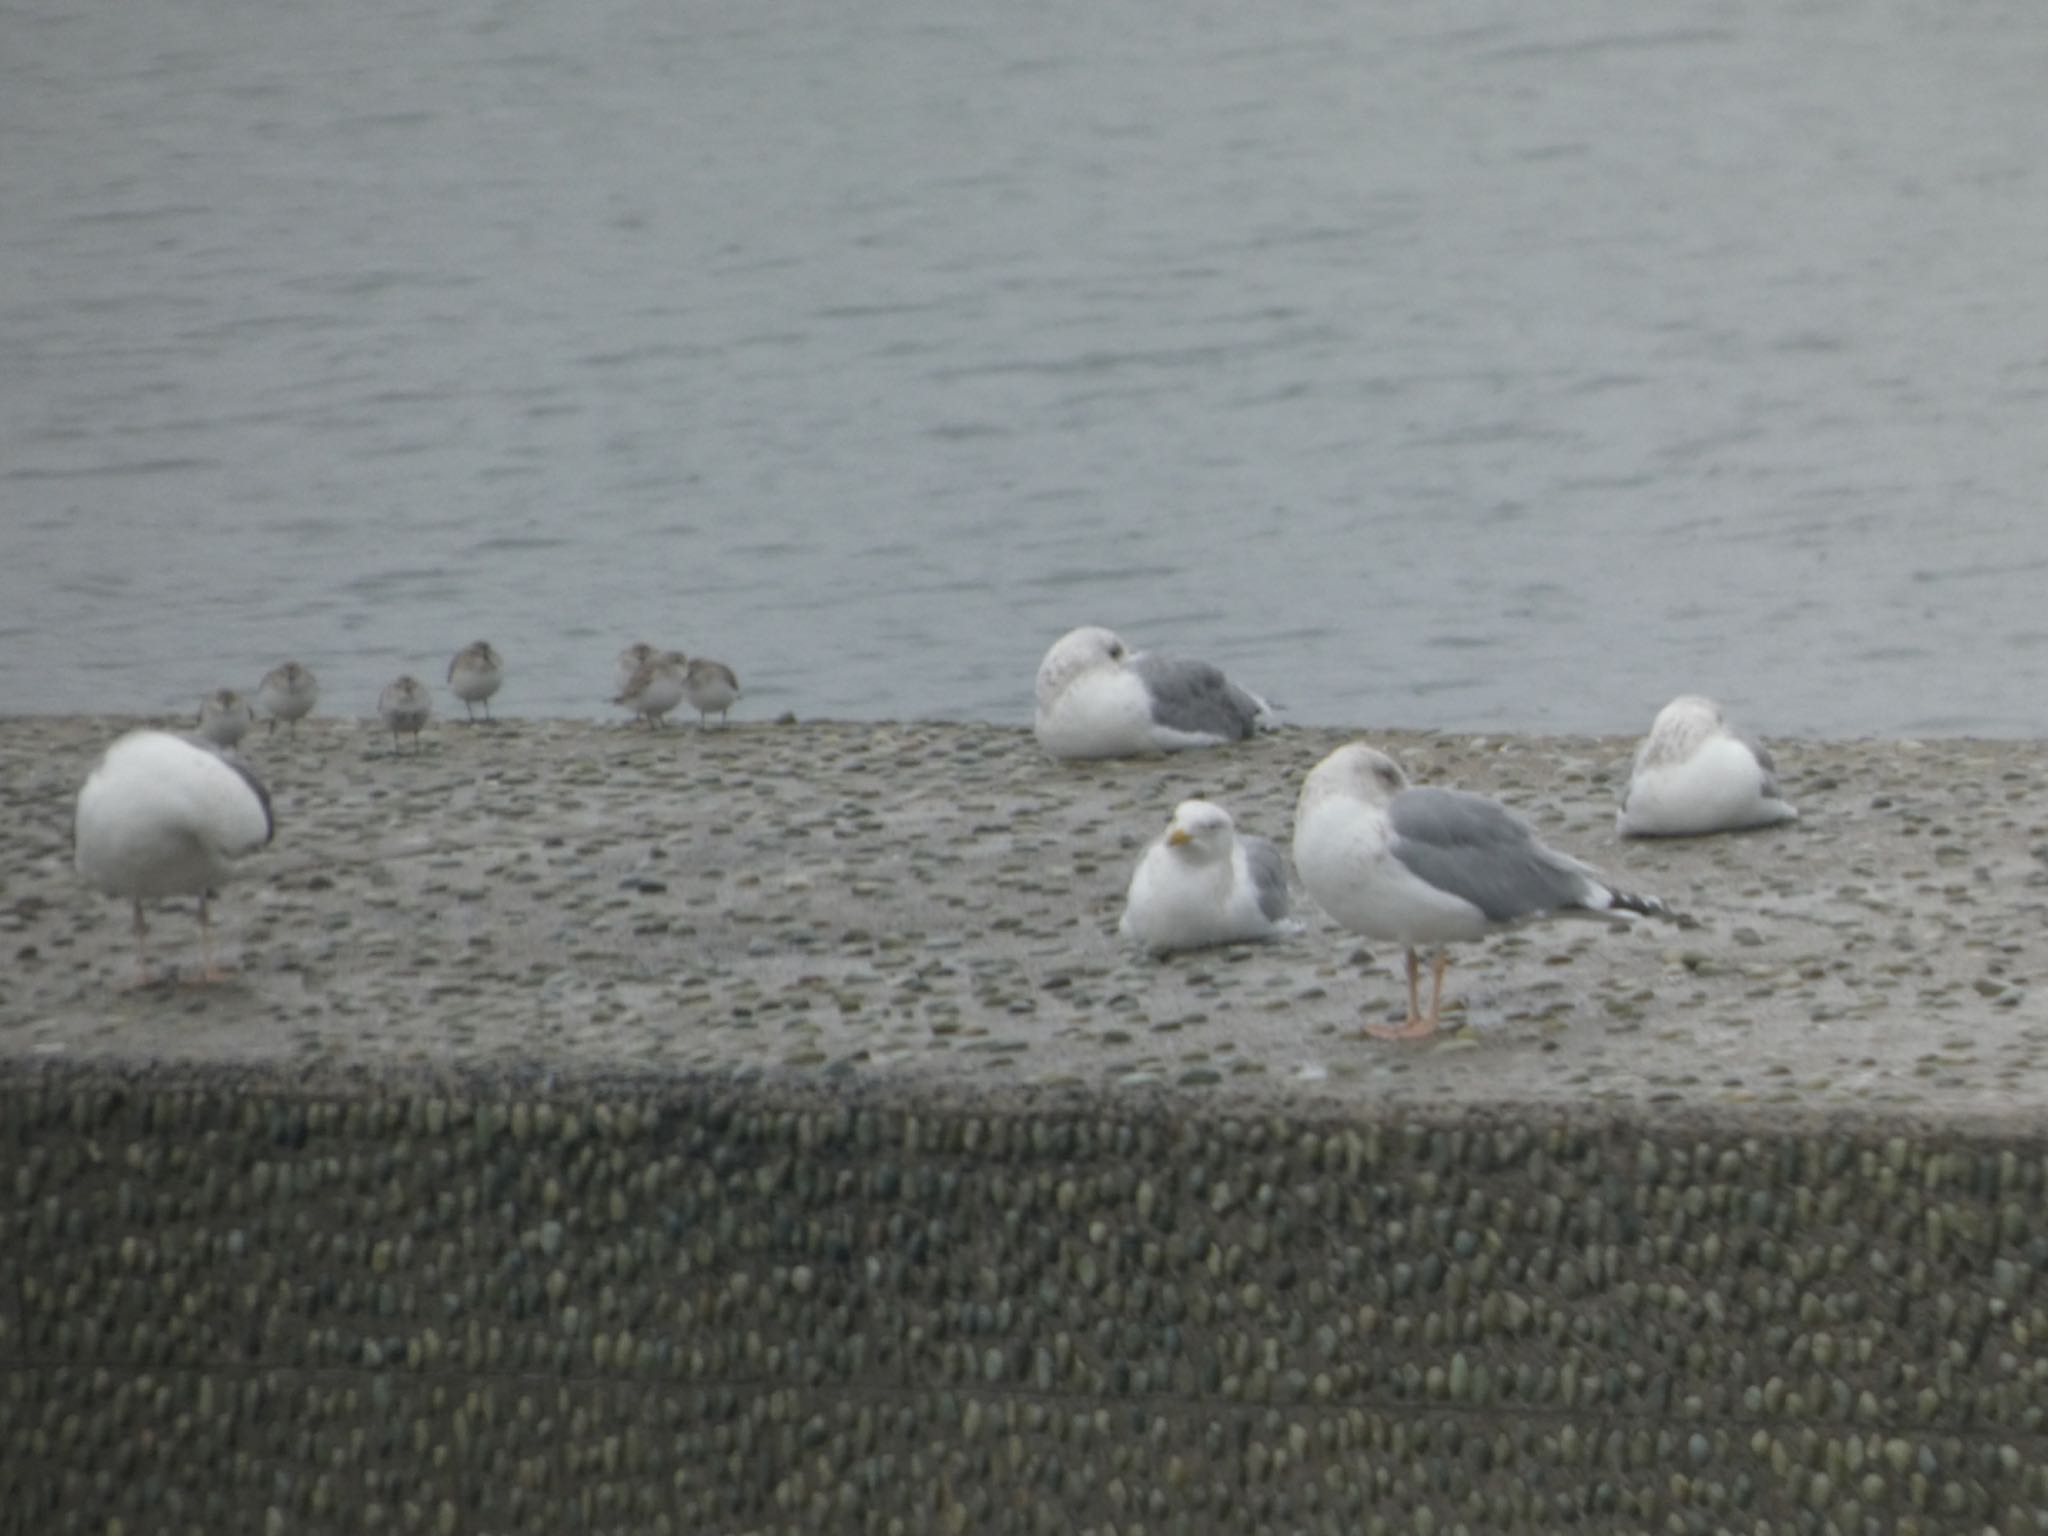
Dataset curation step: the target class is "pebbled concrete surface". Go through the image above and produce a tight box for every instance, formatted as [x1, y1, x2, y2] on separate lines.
[3, 715, 2044, 1120]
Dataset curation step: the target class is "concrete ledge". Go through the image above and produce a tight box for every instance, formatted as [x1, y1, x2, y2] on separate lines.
[6, 1063, 2048, 1534]
[6, 719, 2048, 1531]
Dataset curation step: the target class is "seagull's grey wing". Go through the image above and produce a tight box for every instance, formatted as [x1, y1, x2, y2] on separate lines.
[1387, 787, 1592, 923]
[1732, 727, 1781, 795]
[1130, 652, 1264, 741]
[1240, 835, 1290, 922]
[179, 734, 277, 845]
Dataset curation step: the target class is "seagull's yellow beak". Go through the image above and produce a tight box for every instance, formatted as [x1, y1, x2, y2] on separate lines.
[1166, 828, 1192, 846]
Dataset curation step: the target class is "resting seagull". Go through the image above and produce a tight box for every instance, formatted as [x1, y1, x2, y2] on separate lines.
[74, 730, 275, 985]
[1034, 625, 1272, 759]
[1294, 743, 1667, 1040]
[1618, 695, 1797, 837]
[1119, 799, 1291, 955]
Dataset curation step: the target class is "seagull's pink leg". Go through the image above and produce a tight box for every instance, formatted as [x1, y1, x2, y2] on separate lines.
[1364, 947, 1441, 1041]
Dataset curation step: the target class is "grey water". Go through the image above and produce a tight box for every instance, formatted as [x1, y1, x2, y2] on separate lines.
[6, 0, 2048, 738]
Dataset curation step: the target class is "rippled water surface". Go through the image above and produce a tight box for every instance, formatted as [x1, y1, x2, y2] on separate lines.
[6, 0, 2048, 735]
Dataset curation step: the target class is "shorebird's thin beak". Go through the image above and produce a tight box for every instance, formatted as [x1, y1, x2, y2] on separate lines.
[1166, 828, 1191, 846]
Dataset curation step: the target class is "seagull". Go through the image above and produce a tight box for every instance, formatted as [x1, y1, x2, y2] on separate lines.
[74, 730, 275, 985]
[1033, 625, 1273, 760]
[1618, 695, 1798, 837]
[256, 662, 319, 737]
[196, 689, 254, 749]
[682, 657, 740, 727]
[614, 651, 687, 727]
[1294, 743, 1667, 1040]
[378, 675, 433, 753]
[1119, 799, 1291, 955]
[446, 640, 504, 723]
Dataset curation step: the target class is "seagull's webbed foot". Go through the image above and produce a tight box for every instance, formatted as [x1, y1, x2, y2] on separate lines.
[1360, 948, 1442, 1040]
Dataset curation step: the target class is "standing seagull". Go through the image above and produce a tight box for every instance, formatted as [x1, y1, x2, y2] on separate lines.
[378, 676, 433, 753]
[1618, 695, 1797, 837]
[74, 730, 275, 985]
[1033, 625, 1273, 760]
[614, 650, 687, 727]
[196, 689, 254, 748]
[446, 641, 505, 723]
[1120, 799, 1291, 955]
[257, 662, 319, 738]
[682, 657, 741, 727]
[1294, 743, 1667, 1040]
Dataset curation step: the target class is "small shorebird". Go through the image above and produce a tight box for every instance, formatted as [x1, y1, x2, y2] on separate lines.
[257, 662, 319, 737]
[196, 688, 255, 748]
[616, 642, 657, 696]
[447, 640, 504, 723]
[1120, 799, 1290, 956]
[74, 730, 275, 986]
[378, 675, 433, 753]
[1034, 625, 1272, 760]
[1294, 743, 1667, 1040]
[1618, 695, 1798, 837]
[614, 651, 687, 727]
[682, 656, 740, 727]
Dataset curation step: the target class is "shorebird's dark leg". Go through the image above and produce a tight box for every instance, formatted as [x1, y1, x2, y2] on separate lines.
[130, 900, 152, 988]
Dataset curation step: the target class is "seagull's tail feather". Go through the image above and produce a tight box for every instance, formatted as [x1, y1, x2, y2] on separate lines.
[1599, 886, 1672, 921]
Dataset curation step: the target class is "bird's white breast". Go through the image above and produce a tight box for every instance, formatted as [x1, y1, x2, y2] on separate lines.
[1294, 798, 1488, 946]
[1035, 667, 1158, 759]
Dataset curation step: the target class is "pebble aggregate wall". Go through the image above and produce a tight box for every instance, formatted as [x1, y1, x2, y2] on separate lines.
[5, 1067, 2048, 1536]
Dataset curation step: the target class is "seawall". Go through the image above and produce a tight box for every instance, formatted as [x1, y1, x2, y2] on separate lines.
[5, 717, 2046, 1533]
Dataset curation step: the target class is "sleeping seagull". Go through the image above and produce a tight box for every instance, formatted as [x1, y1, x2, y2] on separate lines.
[1120, 799, 1291, 955]
[1618, 695, 1797, 837]
[1034, 625, 1273, 759]
[74, 730, 275, 986]
[1294, 742, 1667, 1040]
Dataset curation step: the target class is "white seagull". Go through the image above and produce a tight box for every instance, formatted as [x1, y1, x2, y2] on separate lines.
[1033, 625, 1273, 760]
[1294, 743, 1667, 1040]
[378, 675, 433, 753]
[1120, 799, 1291, 955]
[1618, 695, 1797, 837]
[74, 730, 275, 985]
[447, 640, 504, 723]
[256, 662, 319, 737]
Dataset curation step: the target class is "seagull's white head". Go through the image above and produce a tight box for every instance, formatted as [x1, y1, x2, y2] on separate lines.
[1163, 798, 1236, 862]
[1640, 694, 1728, 766]
[1034, 625, 1131, 708]
[1299, 742, 1410, 815]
